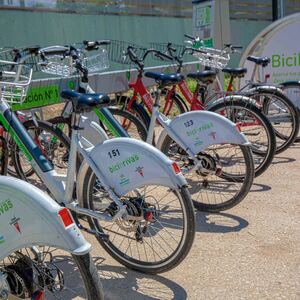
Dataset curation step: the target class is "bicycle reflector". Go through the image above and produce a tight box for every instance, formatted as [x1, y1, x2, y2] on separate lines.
[58, 208, 74, 228]
[172, 162, 181, 174]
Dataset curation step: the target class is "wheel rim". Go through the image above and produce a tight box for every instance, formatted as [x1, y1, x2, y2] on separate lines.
[87, 174, 188, 267]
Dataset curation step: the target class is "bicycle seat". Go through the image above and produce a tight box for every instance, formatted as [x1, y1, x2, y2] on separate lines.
[222, 67, 247, 77]
[187, 70, 217, 84]
[247, 56, 270, 67]
[144, 72, 184, 86]
[60, 90, 110, 112]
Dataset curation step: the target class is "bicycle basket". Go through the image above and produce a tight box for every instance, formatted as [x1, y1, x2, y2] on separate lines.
[0, 47, 40, 72]
[0, 60, 32, 104]
[40, 54, 73, 77]
[83, 48, 109, 73]
[192, 46, 230, 69]
[108, 40, 147, 65]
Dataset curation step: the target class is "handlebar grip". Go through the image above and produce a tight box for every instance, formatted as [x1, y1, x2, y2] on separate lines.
[184, 34, 195, 41]
[83, 40, 111, 47]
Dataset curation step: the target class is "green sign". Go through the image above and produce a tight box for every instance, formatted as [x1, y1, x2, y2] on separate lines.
[12, 85, 60, 111]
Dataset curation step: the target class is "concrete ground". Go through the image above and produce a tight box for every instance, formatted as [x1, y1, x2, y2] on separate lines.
[88, 144, 300, 299]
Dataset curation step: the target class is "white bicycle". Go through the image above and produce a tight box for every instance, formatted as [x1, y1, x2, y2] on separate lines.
[0, 45, 195, 274]
[0, 176, 103, 299]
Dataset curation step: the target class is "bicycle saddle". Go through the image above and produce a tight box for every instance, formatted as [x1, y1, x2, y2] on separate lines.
[187, 70, 217, 84]
[247, 56, 270, 67]
[222, 67, 247, 77]
[60, 90, 110, 112]
[144, 72, 184, 86]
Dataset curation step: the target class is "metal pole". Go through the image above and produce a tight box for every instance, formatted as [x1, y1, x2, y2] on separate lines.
[272, 0, 279, 21]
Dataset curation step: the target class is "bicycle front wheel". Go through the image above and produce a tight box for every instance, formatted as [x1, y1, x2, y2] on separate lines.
[81, 166, 195, 274]
[280, 81, 300, 142]
[0, 247, 103, 299]
[251, 89, 299, 153]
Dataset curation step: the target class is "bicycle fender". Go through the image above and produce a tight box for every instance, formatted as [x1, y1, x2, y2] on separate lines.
[79, 114, 109, 147]
[77, 138, 187, 198]
[246, 85, 283, 95]
[206, 95, 258, 109]
[0, 176, 90, 260]
[156, 111, 250, 156]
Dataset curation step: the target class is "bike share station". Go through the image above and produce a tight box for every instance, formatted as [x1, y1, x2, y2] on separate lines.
[0, 1, 300, 299]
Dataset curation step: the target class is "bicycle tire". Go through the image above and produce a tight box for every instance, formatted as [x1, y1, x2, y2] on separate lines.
[247, 88, 299, 153]
[117, 95, 151, 128]
[280, 81, 300, 142]
[1, 248, 103, 299]
[81, 166, 195, 274]
[208, 99, 276, 177]
[11, 120, 70, 182]
[160, 135, 254, 212]
[156, 89, 187, 118]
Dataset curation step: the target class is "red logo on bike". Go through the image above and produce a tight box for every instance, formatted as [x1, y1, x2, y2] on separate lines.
[10, 217, 21, 234]
[209, 131, 217, 140]
[135, 166, 144, 177]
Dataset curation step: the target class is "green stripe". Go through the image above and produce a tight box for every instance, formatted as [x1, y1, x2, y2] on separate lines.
[0, 113, 33, 161]
[93, 108, 121, 137]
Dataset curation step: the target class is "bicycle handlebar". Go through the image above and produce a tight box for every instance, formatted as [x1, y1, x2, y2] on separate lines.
[83, 40, 111, 51]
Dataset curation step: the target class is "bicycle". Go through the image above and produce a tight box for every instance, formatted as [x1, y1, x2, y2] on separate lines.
[0, 47, 195, 274]
[0, 44, 147, 179]
[274, 80, 300, 142]
[146, 41, 276, 177]
[0, 175, 103, 299]
[111, 43, 255, 212]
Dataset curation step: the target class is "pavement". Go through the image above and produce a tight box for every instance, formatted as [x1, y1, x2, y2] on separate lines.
[88, 144, 300, 300]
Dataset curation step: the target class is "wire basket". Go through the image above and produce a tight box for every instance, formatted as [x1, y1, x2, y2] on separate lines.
[0, 47, 40, 72]
[150, 42, 186, 60]
[192, 46, 230, 69]
[0, 60, 33, 104]
[83, 48, 109, 73]
[108, 40, 147, 65]
[40, 50, 109, 77]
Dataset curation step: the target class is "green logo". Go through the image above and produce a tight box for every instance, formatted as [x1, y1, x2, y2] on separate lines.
[119, 174, 130, 186]
[0, 236, 5, 245]
[0, 199, 13, 216]
[109, 154, 139, 173]
[272, 53, 300, 68]
[12, 85, 60, 110]
[68, 81, 76, 89]
[187, 122, 214, 137]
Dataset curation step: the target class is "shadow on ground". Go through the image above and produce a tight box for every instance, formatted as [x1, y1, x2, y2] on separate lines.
[271, 156, 296, 165]
[196, 211, 249, 233]
[250, 182, 272, 192]
[95, 259, 188, 300]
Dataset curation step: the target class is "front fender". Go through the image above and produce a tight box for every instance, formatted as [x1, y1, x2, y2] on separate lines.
[0, 176, 90, 260]
[77, 138, 187, 199]
[157, 111, 250, 155]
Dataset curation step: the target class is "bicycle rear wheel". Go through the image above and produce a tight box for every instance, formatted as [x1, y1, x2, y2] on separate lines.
[0, 247, 103, 299]
[160, 136, 254, 212]
[81, 166, 195, 274]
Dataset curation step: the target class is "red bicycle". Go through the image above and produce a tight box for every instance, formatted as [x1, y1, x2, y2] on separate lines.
[116, 43, 276, 177]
